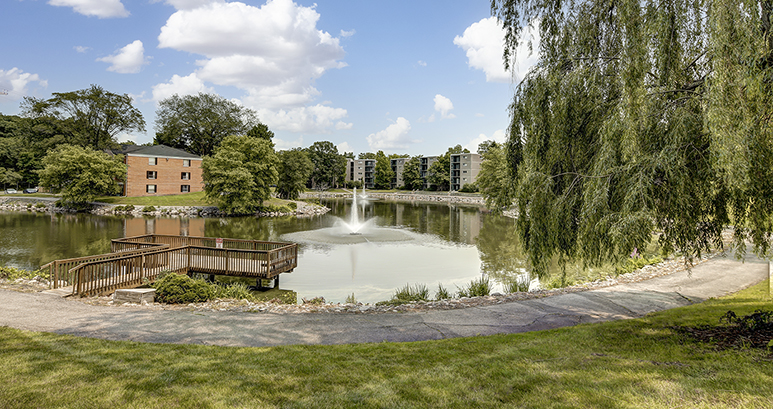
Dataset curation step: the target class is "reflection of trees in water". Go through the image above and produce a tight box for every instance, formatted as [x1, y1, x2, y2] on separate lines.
[0, 212, 123, 269]
[476, 215, 530, 285]
[203, 215, 327, 242]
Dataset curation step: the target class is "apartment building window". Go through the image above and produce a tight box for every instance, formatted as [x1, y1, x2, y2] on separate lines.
[146, 185, 157, 193]
[146, 171, 157, 179]
[181, 185, 190, 193]
[181, 172, 190, 180]
[183, 159, 190, 167]
[149, 157, 157, 165]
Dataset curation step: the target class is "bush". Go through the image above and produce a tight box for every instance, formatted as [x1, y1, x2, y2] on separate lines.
[287, 202, 297, 210]
[504, 277, 530, 293]
[435, 283, 452, 300]
[153, 273, 214, 304]
[381, 283, 430, 305]
[457, 276, 491, 298]
[141, 206, 157, 213]
[212, 282, 254, 301]
[615, 255, 663, 276]
[459, 183, 479, 193]
[0, 266, 48, 281]
[34, 203, 46, 209]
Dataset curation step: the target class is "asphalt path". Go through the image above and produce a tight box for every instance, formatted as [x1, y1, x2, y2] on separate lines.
[0, 253, 769, 347]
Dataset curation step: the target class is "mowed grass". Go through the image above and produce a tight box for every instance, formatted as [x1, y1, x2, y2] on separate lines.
[1, 281, 772, 408]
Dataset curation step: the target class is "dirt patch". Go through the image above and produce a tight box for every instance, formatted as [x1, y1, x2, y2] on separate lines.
[675, 310, 773, 353]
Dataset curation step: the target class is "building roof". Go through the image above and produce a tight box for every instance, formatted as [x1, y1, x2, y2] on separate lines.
[112, 144, 201, 160]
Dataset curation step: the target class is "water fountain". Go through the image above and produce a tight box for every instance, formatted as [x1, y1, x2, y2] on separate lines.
[282, 187, 413, 245]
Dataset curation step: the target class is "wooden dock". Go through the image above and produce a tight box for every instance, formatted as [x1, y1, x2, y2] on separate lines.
[39, 234, 298, 297]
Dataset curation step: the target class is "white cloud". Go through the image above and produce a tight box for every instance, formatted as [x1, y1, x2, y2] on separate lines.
[336, 142, 353, 154]
[454, 17, 540, 83]
[256, 104, 352, 134]
[97, 40, 148, 74]
[464, 129, 506, 153]
[159, 0, 223, 11]
[48, 0, 129, 18]
[74, 46, 91, 53]
[367, 118, 414, 151]
[417, 60, 427, 67]
[274, 135, 304, 151]
[0, 68, 47, 99]
[340, 29, 355, 38]
[433, 94, 456, 120]
[151, 73, 215, 101]
[156, 0, 348, 133]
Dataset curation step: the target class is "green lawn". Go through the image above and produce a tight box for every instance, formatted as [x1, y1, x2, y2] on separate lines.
[1, 281, 771, 408]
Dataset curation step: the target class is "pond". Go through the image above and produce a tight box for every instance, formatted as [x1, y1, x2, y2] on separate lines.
[0, 198, 530, 303]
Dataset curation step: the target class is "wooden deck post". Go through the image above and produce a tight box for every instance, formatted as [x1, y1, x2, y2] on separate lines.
[274, 276, 279, 289]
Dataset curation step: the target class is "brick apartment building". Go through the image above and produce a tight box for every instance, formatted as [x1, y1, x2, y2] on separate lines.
[114, 145, 203, 197]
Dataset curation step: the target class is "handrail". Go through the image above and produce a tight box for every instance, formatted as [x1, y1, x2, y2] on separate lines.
[60, 234, 299, 297]
[40, 244, 171, 290]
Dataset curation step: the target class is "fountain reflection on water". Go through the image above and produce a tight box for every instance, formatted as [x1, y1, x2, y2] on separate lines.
[283, 187, 414, 245]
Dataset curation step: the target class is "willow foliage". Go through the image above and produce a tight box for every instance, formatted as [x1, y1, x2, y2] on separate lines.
[491, 0, 773, 274]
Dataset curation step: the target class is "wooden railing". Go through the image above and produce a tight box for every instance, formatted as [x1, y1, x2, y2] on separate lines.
[44, 234, 298, 297]
[40, 245, 170, 291]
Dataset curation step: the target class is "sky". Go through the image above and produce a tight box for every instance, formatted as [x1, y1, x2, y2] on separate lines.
[0, 0, 539, 156]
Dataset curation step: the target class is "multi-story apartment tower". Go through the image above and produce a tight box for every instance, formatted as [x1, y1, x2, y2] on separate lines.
[390, 157, 408, 188]
[345, 158, 376, 189]
[419, 156, 438, 189]
[450, 153, 481, 191]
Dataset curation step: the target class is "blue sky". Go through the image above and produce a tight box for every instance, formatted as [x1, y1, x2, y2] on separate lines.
[0, 0, 538, 156]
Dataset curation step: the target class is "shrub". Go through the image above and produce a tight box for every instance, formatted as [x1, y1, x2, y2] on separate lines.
[459, 183, 479, 193]
[504, 274, 531, 293]
[153, 273, 214, 304]
[302, 296, 325, 305]
[345, 293, 357, 304]
[457, 276, 491, 298]
[615, 255, 663, 276]
[391, 283, 430, 303]
[141, 206, 157, 213]
[0, 266, 48, 281]
[34, 203, 46, 209]
[435, 283, 452, 300]
[212, 282, 254, 301]
[287, 202, 297, 210]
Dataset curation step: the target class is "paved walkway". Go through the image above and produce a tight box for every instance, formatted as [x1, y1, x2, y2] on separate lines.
[1, 253, 769, 347]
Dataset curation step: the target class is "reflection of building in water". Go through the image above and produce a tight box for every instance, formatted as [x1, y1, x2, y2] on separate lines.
[448, 205, 481, 244]
[123, 217, 205, 237]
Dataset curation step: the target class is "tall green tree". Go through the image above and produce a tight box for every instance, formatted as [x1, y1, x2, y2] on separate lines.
[37, 145, 126, 205]
[201, 134, 278, 214]
[374, 150, 394, 189]
[306, 141, 345, 189]
[477, 143, 514, 212]
[154, 93, 259, 157]
[491, 0, 773, 274]
[428, 145, 468, 191]
[276, 148, 313, 200]
[21, 85, 145, 150]
[401, 156, 423, 190]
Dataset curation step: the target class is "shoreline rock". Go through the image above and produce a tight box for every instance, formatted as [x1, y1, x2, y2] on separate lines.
[61, 252, 721, 314]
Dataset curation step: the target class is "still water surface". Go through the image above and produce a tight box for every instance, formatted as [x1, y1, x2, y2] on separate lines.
[0, 199, 527, 303]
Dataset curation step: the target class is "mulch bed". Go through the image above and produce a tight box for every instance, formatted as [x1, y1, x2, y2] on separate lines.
[675, 310, 773, 353]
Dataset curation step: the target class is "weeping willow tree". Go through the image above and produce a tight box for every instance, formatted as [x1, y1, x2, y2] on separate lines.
[490, 0, 773, 275]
